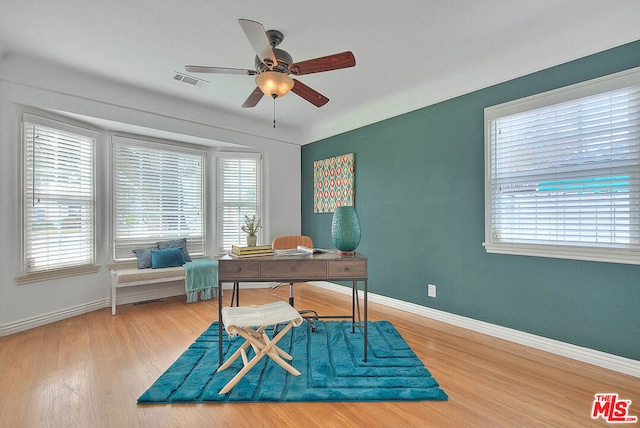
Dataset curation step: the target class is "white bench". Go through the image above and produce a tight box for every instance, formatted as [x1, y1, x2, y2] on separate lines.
[110, 266, 188, 315]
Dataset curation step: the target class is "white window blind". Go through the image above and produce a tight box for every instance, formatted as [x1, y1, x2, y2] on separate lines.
[23, 114, 96, 273]
[216, 152, 262, 253]
[112, 136, 205, 261]
[484, 69, 640, 264]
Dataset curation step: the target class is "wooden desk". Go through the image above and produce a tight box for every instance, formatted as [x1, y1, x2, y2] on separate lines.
[217, 252, 368, 364]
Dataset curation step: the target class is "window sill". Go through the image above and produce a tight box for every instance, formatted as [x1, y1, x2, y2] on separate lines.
[483, 242, 640, 265]
[16, 264, 101, 285]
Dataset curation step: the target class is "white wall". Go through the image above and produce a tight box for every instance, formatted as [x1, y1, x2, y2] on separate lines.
[0, 53, 301, 332]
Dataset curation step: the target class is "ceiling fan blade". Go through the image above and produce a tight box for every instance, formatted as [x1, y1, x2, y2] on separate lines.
[241, 87, 264, 108]
[290, 80, 329, 107]
[238, 19, 277, 69]
[288, 51, 356, 76]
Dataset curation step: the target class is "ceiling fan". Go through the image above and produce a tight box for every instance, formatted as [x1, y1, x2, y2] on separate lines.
[185, 19, 356, 109]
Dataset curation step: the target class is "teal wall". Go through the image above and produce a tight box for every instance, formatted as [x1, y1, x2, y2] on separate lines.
[301, 40, 640, 361]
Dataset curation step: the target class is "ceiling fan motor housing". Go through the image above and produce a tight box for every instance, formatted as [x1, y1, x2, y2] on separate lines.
[255, 47, 292, 74]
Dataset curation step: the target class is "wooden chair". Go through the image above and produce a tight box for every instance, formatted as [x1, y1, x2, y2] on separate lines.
[217, 301, 303, 394]
[271, 235, 319, 331]
[271, 235, 314, 254]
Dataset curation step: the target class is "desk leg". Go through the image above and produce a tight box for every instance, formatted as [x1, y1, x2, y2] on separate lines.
[230, 282, 240, 306]
[351, 281, 361, 333]
[363, 279, 368, 362]
[229, 282, 241, 307]
[355, 283, 361, 323]
[218, 280, 223, 366]
[351, 281, 356, 333]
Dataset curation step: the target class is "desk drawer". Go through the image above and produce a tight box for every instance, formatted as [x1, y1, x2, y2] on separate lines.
[260, 260, 327, 279]
[328, 260, 367, 278]
[219, 261, 260, 279]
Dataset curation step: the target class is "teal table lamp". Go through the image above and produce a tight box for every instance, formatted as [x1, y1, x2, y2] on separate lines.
[331, 206, 361, 255]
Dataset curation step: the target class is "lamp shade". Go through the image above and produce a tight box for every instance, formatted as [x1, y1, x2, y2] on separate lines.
[331, 206, 361, 255]
[255, 71, 294, 98]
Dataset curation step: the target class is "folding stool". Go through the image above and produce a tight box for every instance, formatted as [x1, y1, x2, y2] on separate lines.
[217, 300, 304, 394]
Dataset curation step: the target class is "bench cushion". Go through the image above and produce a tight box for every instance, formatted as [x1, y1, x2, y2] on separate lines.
[113, 266, 185, 284]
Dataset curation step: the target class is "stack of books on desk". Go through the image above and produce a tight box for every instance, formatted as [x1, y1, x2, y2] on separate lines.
[230, 244, 274, 258]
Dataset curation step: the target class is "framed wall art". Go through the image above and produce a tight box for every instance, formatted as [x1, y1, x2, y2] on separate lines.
[313, 153, 354, 213]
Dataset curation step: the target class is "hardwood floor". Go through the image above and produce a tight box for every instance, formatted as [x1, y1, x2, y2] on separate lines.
[0, 284, 637, 427]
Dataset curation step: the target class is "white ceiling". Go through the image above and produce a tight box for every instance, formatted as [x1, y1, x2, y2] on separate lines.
[1, 0, 640, 145]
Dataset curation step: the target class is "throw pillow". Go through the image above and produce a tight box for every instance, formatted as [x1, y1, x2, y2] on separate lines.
[157, 238, 192, 262]
[132, 246, 159, 269]
[151, 247, 186, 269]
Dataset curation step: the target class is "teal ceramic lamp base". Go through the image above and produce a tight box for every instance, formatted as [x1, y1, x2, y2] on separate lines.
[331, 206, 361, 255]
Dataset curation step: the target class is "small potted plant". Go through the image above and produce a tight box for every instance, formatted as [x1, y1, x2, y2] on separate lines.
[241, 214, 262, 246]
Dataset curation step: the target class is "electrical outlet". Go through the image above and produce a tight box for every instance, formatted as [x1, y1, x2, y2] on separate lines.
[428, 283, 437, 298]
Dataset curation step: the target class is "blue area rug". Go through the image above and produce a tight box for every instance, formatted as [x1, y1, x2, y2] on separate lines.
[138, 320, 448, 403]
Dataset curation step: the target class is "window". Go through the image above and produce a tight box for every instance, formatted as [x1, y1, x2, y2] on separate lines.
[484, 68, 640, 264]
[22, 114, 96, 276]
[112, 136, 205, 262]
[216, 152, 262, 253]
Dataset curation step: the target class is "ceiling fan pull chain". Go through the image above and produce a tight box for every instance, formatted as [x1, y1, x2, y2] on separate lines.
[272, 94, 277, 128]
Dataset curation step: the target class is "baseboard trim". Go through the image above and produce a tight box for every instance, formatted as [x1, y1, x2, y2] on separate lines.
[0, 299, 108, 336]
[308, 281, 640, 378]
[0, 282, 275, 335]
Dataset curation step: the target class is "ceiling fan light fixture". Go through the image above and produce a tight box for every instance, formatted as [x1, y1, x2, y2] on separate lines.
[255, 71, 294, 98]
